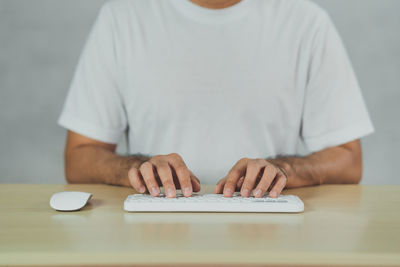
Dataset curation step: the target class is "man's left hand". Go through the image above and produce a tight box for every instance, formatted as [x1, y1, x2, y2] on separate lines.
[214, 158, 288, 198]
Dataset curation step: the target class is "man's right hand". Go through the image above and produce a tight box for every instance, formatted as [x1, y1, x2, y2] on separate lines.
[65, 131, 200, 197]
[128, 153, 201, 198]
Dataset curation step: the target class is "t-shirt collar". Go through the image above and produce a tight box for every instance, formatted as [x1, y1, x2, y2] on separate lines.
[171, 0, 255, 24]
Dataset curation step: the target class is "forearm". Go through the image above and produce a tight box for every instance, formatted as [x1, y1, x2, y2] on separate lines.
[65, 145, 149, 186]
[269, 142, 362, 188]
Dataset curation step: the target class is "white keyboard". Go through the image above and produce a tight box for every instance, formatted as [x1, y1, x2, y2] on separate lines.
[124, 193, 304, 213]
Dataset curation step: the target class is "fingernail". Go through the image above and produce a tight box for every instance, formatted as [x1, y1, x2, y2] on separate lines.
[183, 187, 192, 196]
[166, 188, 175, 198]
[241, 189, 249, 197]
[151, 186, 159, 195]
[138, 186, 146, 193]
[254, 189, 262, 197]
[270, 191, 277, 198]
[224, 188, 233, 196]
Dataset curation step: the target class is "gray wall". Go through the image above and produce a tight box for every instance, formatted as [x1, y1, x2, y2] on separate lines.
[0, 0, 399, 184]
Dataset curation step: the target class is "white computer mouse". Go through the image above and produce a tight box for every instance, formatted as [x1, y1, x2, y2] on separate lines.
[50, 191, 92, 211]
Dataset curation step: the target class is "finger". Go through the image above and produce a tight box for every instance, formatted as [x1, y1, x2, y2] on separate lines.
[214, 178, 226, 194]
[187, 170, 201, 192]
[190, 171, 201, 185]
[191, 174, 201, 192]
[236, 176, 245, 191]
[167, 154, 192, 197]
[154, 160, 176, 198]
[139, 162, 160, 196]
[128, 167, 146, 193]
[269, 173, 287, 198]
[241, 159, 266, 197]
[224, 158, 248, 197]
[253, 164, 278, 198]
[174, 165, 192, 197]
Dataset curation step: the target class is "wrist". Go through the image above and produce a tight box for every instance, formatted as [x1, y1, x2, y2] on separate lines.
[128, 154, 151, 170]
[122, 155, 150, 186]
[268, 157, 320, 188]
[105, 154, 150, 187]
[268, 158, 293, 186]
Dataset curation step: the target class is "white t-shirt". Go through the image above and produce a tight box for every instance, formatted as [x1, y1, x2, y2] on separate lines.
[59, 0, 374, 184]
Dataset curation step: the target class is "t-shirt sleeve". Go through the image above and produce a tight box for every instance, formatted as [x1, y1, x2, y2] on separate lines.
[301, 11, 374, 152]
[58, 3, 127, 144]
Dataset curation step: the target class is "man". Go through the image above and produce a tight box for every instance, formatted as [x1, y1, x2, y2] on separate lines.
[59, 0, 373, 198]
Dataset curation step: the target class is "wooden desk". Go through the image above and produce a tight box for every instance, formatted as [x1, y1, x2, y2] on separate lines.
[0, 184, 399, 266]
